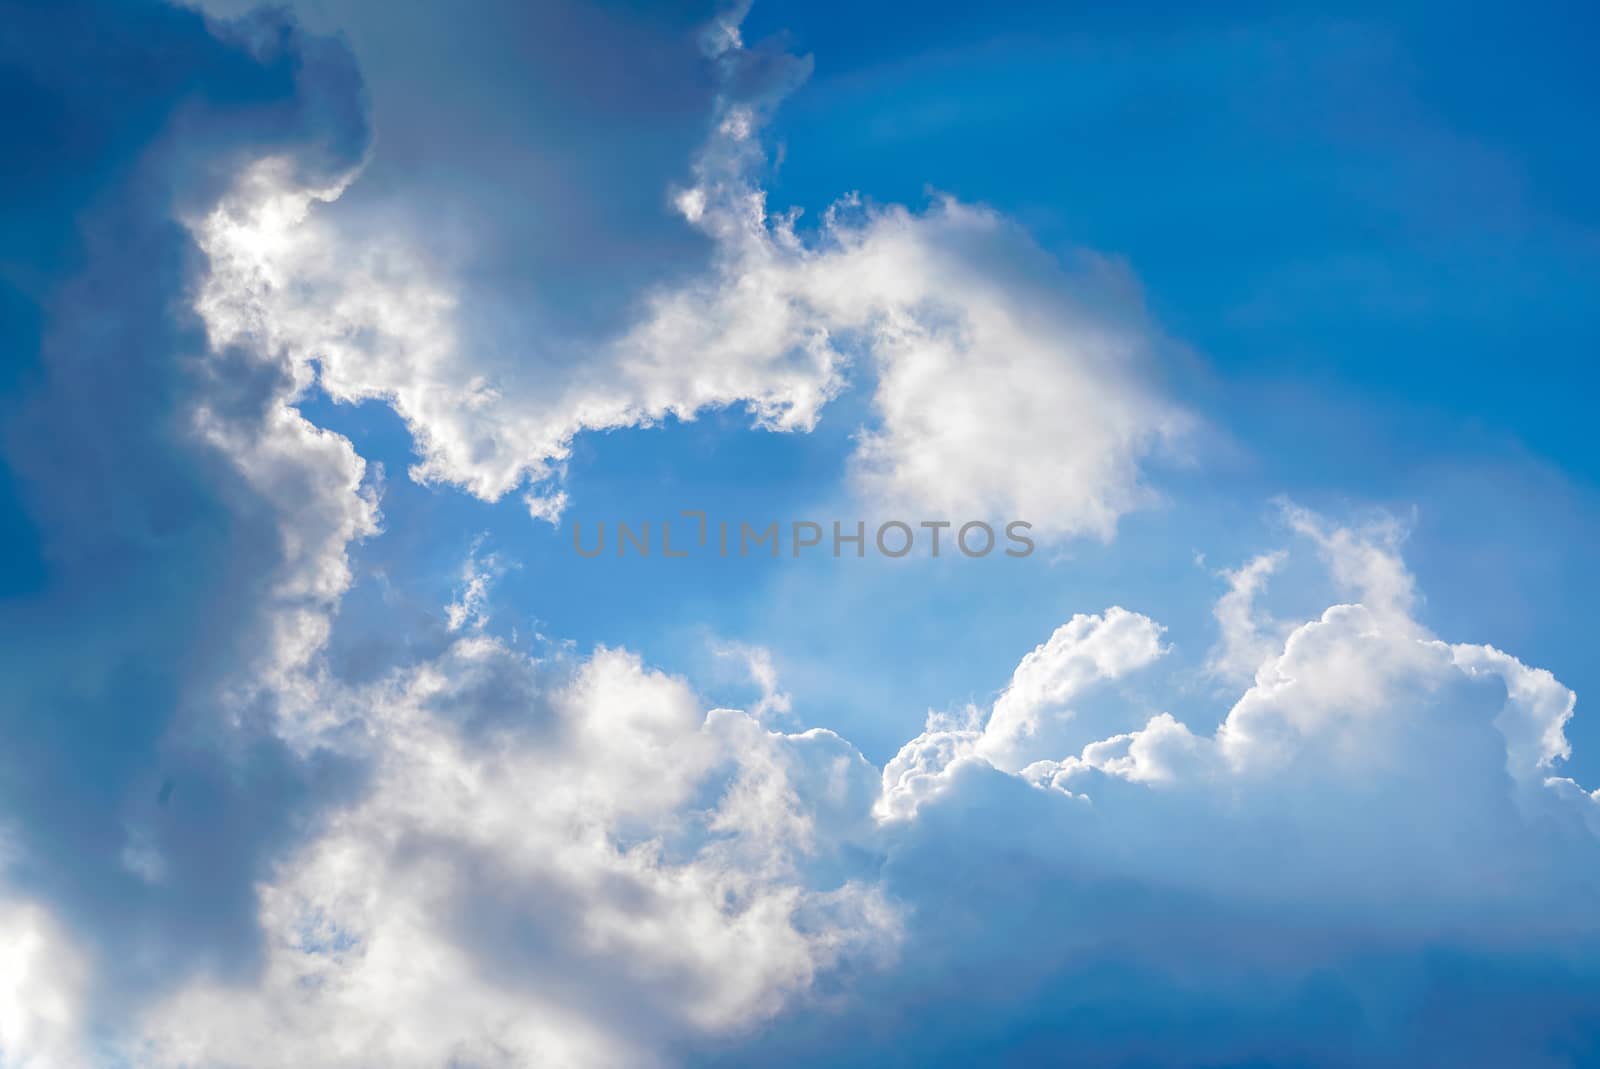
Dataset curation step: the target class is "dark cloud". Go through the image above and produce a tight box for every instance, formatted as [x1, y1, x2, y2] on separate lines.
[194, 0, 732, 341]
[0, 0, 369, 1021]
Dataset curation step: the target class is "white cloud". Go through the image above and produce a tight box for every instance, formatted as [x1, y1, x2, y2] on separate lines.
[137, 642, 896, 1068]
[444, 537, 510, 633]
[976, 606, 1167, 772]
[1205, 549, 1288, 683]
[189, 14, 1188, 540]
[0, 898, 91, 1069]
[891, 505, 1600, 926]
[634, 72, 1192, 540]
[712, 640, 794, 723]
[1283, 500, 1418, 622]
[19, 484, 1600, 1066]
[192, 386, 382, 705]
[1450, 642, 1577, 792]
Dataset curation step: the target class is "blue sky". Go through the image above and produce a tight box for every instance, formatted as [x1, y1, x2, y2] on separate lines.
[3, 1, 1600, 1066]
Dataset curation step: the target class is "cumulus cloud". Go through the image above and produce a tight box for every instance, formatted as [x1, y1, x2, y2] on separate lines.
[977, 606, 1168, 772]
[7, 4, 1600, 1068]
[660, 176, 1191, 540]
[994, 508, 1597, 914]
[190, 4, 1188, 538]
[4, 500, 1558, 1066]
[781, 508, 1600, 1066]
[137, 642, 896, 1069]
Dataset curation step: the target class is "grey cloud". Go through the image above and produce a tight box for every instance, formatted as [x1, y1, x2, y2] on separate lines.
[0, 0, 372, 1030]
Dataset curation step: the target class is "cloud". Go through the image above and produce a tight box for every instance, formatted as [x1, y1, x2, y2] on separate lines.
[108, 504, 1598, 1067]
[661, 174, 1193, 540]
[136, 643, 896, 1069]
[189, 4, 1189, 538]
[0, 898, 91, 1069]
[634, 22, 1194, 539]
[976, 606, 1167, 772]
[0, 0, 376, 1027]
[443, 536, 512, 633]
[6, 4, 1600, 1068]
[749, 507, 1600, 1066]
[712, 639, 795, 723]
[1205, 548, 1287, 684]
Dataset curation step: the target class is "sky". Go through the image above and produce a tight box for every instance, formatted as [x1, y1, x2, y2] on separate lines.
[2, 0, 1599, 1066]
